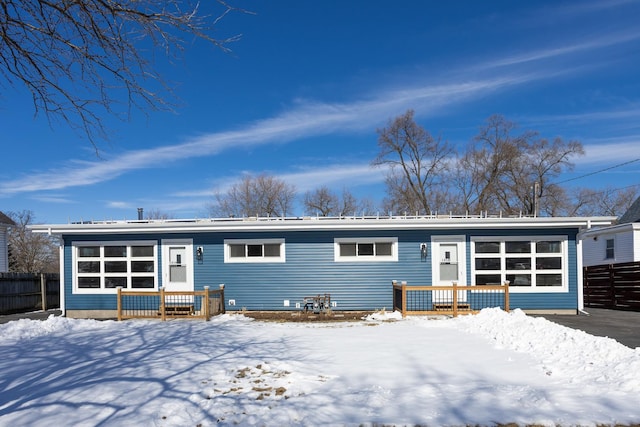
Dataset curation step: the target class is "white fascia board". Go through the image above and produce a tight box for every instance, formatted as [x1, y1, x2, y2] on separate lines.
[578, 222, 638, 239]
[30, 216, 617, 236]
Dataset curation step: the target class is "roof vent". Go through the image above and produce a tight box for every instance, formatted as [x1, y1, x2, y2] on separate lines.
[137, 208, 144, 221]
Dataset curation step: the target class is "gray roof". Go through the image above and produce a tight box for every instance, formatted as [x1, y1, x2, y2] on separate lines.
[0, 211, 15, 226]
[618, 196, 640, 224]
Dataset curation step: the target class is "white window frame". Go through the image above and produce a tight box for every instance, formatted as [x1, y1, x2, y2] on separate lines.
[224, 238, 286, 263]
[605, 238, 615, 260]
[72, 241, 158, 294]
[471, 236, 568, 293]
[334, 237, 398, 262]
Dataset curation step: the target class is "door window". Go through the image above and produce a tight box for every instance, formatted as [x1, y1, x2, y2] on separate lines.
[169, 247, 187, 283]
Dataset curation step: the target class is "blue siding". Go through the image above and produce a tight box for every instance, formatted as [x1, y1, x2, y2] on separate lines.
[62, 227, 581, 312]
[195, 230, 430, 311]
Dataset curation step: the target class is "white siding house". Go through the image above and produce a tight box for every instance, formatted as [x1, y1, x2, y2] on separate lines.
[580, 196, 640, 267]
[0, 211, 14, 272]
[581, 223, 640, 267]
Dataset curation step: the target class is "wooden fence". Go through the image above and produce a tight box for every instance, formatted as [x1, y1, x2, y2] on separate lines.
[117, 285, 225, 321]
[392, 280, 509, 317]
[584, 262, 640, 311]
[0, 273, 60, 315]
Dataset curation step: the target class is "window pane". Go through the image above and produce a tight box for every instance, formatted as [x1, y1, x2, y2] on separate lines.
[507, 274, 531, 286]
[475, 258, 501, 270]
[247, 244, 263, 257]
[440, 263, 458, 281]
[340, 243, 356, 257]
[506, 257, 531, 270]
[104, 246, 126, 257]
[536, 257, 561, 270]
[78, 261, 100, 273]
[476, 274, 501, 285]
[229, 244, 245, 258]
[263, 244, 280, 257]
[505, 241, 530, 253]
[170, 265, 187, 282]
[475, 242, 500, 253]
[606, 239, 614, 259]
[536, 241, 561, 253]
[376, 242, 393, 256]
[105, 277, 127, 288]
[131, 277, 154, 288]
[131, 246, 154, 257]
[131, 261, 154, 273]
[78, 277, 100, 288]
[537, 274, 562, 286]
[358, 243, 375, 256]
[105, 261, 127, 273]
[78, 246, 100, 257]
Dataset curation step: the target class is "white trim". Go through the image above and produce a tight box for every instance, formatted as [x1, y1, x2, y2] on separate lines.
[470, 235, 568, 293]
[161, 239, 194, 291]
[577, 236, 584, 311]
[31, 216, 617, 236]
[430, 235, 467, 286]
[224, 238, 286, 263]
[59, 244, 65, 314]
[334, 237, 398, 262]
[71, 240, 158, 294]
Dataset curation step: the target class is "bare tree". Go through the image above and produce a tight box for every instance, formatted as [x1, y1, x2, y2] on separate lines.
[373, 110, 454, 215]
[7, 210, 59, 273]
[145, 209, 175, 220]
[0, 0, 246, 150]
[455, 115, 583, 215]
[304, 186, 337, 216]
[210, 174, 297, 218]
[304, 186, 376, 216]
[563, 186, 638, 217]
[456, 115, 536, 214]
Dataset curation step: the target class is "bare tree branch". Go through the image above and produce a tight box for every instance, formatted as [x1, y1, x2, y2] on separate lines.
[0, 0, 248, 152]
[209, 174, 297, 218]
[373, 110, 454, 215]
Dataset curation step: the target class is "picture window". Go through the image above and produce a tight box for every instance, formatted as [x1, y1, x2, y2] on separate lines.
[73, 242, 157, 293]
[472, 237, 566, 292]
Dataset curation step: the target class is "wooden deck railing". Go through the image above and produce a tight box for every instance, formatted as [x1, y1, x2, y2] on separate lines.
[392, 280, 509, 317]
[116, 285, 225, 321]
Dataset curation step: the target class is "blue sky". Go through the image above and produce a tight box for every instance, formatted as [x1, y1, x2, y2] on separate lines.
[1, 0, 640, 223]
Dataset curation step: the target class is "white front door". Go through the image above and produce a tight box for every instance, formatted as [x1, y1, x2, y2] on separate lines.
[431, 236, 467, 302]
[162, 239, 194, 292]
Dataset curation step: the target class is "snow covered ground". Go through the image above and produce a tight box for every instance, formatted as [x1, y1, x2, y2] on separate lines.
[1, 308, 639, 426]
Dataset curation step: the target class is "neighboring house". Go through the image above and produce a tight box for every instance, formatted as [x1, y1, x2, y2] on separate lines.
[0, 211, 15, 273]
[581, 196, 640, 267]
[31, 214, 616, 318]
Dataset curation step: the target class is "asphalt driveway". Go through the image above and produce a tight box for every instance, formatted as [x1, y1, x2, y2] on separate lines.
[538, 308, 640, 349]
[0, 309, 62, 325]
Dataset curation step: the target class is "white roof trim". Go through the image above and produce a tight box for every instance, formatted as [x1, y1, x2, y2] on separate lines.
[30, 215, 617, 235]
[579, 221, 640, 237]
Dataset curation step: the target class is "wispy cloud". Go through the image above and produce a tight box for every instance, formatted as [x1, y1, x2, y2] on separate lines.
[0, 76, 534, 197]
[479, 29, 640, 69]
[171, 163, 383, 202]
[1, 27, 637, 198]
[579, 139, 640, 165]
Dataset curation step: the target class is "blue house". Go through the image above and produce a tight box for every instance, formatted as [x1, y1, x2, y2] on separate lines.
[32, 214, 616, 318]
